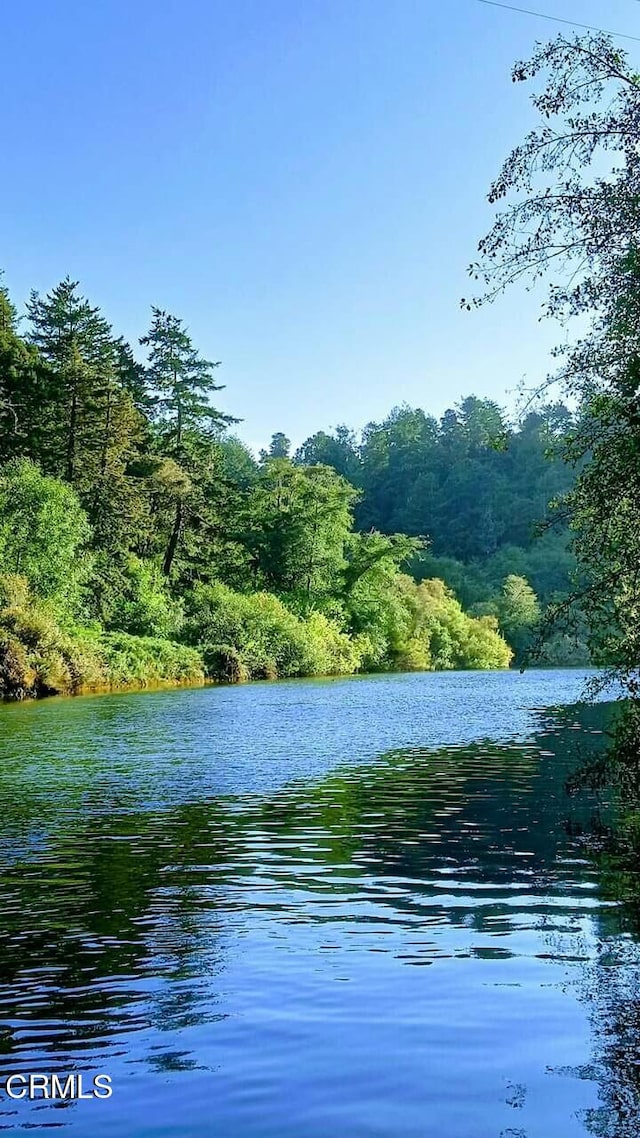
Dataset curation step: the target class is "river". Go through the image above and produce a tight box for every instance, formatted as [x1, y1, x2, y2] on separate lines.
[0, 668, 636, 1137]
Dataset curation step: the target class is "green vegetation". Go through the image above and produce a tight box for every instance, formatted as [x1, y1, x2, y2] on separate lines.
[468, 30, 640, 787]
[0, 267, 585, 698]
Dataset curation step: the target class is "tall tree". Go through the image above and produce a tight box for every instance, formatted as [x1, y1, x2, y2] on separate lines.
[468, 33, 640, 689]
[26, 279, 148, 554]
[261, 432, 291, 461]
[27, 279, 114, 482]
[140, 308, 234, 575]
[295, 425, 361, 483]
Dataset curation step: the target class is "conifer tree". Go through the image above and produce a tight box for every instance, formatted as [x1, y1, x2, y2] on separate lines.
[141, 308, 234, 575]
[26, 279, 148, 554]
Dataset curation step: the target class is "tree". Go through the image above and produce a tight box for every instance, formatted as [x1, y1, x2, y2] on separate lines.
[26, 279, 151, 556]
[468, 33, 640, 691]
[295, 425, 361, 483]
[243, 460, 358, 606]
[140, 308, 234, 575]
[0, 459, 90, 609]
[0, 279, 46, 463]
[261, 432, 291, 461]
[497, 574, 540, 661]
[27, 278, 115, 483]
[218, 435, 258, 487]
[464, 34, 640, 321]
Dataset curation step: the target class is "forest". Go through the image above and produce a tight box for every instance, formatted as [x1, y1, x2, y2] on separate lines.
[0, 274, 583, 699]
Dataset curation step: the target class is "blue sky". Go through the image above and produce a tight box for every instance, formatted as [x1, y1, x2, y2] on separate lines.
[2, 0, 639, 451]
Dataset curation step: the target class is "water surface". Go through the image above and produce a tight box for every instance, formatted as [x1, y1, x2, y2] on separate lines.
[0, 669, 636, 1137]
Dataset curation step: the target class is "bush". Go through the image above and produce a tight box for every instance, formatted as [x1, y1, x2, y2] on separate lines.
[0, 574, 103, 698]
[185, 583, 362, 681]
[97, 632, 204, 688]
[93, 554, 184, 639]
[0, 459, 91, 615]
[0, 574, 204, 699]
[302, 611, 363, 676]
[396, 577, 512, 670]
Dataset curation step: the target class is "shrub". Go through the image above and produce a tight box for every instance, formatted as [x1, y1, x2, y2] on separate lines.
[302, 611, 363, 676]
[0, 574, 103, 698]
[97, 632, 204, 688]
[185, 583, 362, 681]
[0, 459, 91, 614]
[366, 575, 512, 672]
[94, 555, 184, 639]
[0, 574, 204, 699]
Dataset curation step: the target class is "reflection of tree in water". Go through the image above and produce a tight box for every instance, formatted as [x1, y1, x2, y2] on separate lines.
[557, 701, 640, 1138]
[0, 801, 244, 1073]
[0, 697, 639, 1135]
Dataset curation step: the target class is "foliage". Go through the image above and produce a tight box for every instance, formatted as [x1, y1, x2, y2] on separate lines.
[0, 575, 103, 698]
[392, 576, 512, 672]
[0, 573, 203, 699]
[297, 400, 575, 565]
[97, 632, 204, 689]
[496, 575, 540, 663]
[140, 307, 236, 576]
[0, 459, 91, 611]
[468, 31, 640, 689]
[183, 582, 358, 681]
[242, 459, 358, 606]
[92, 554, 184, 638]
[346, 561, 512, 672]
[0, 266, 576, 698]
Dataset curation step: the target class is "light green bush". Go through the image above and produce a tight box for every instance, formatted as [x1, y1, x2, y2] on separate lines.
[95, 554, 184, 639]
[0, 459, 91, 615]
[0, 574, 204, 699]
[97, 632, 204, 688]
[0, 574, 103, 698]
[185, 583, 362, 681]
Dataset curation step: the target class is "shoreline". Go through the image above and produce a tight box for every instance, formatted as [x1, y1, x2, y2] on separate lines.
[0, 662, 597, 706]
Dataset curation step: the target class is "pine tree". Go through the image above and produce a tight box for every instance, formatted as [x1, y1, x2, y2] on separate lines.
[26, 279, 149, 554]
[141, 308, 235, 575]
[26, 279, 117, 480]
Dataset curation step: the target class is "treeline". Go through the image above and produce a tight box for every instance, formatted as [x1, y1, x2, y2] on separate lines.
[0, 274, 577, 697]
[287, 398, 580, 617]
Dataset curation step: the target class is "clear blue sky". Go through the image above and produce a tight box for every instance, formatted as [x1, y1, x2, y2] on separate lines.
[2, 0, 639, 451]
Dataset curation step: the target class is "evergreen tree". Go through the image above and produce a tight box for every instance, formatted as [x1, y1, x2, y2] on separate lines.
[26, 279, 149, 556]
[27, 278, 114, 482]
[140, 308, 234, 575]
[243, 460, 358, 605]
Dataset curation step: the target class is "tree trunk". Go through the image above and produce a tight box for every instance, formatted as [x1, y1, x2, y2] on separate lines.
[66, 390, 77, 482]
[163, 499, 183, 576]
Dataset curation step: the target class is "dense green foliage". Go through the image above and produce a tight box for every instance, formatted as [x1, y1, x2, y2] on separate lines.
[468, 31, 640, 792]
[469, 32, 640, 688]
[0, 269, 582, 697]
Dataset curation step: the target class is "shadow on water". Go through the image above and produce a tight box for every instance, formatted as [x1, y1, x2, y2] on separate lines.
[0, 671, 636, 1136]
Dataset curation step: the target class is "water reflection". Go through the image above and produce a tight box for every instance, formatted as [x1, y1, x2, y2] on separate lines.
[0, 672, 635, 1136]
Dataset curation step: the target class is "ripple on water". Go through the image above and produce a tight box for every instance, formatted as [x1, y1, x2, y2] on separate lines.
[0, 669, 633, 1138]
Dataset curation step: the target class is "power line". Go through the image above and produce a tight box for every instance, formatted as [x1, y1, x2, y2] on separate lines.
[474, 0, 640, 43]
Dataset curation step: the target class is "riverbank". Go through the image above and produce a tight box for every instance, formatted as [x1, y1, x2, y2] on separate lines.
[0, 571, 515, 701]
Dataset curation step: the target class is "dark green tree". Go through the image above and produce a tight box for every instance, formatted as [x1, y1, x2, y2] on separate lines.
[295, 425, 361, 483]
[140, 308, 234, 576]
[243, 460, 358, 606]
[0, 280, 47, 463]
[260, 432, 291, 461]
